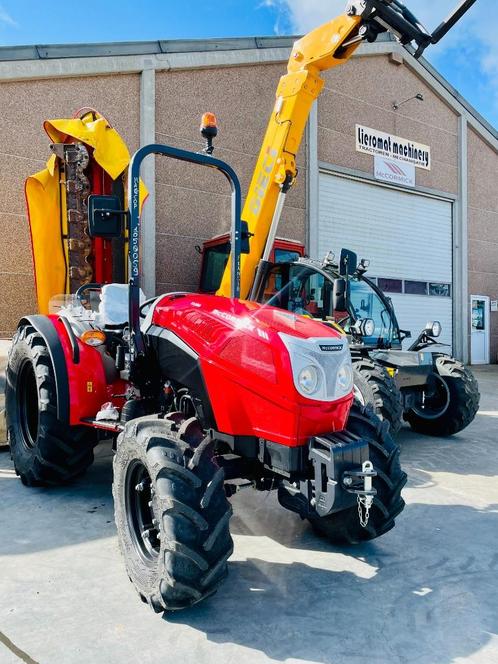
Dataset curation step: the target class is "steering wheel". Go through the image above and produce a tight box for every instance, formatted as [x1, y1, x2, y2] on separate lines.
[75, 282, 102, 306]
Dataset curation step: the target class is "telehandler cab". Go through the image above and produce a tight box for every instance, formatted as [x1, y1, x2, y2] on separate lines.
[6, 0, 476, 612]
[200, 238, 480, 436]
[254, 246, 480, 436]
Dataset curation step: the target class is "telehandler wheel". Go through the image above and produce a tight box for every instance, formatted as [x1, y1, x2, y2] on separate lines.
[404, 355, 480, 437]
[279, 404, 406, 545]
[6, 325, 98, 486]
[113, 415, 233, 612]
[352, 358, 403, 435]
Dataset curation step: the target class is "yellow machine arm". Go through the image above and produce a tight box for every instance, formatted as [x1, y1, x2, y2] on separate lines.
[217, 12, 363, 298]
[217, 0, 478, 300]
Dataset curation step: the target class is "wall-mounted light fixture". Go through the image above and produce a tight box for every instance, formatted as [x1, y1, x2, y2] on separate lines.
[392, 93, 424, 111]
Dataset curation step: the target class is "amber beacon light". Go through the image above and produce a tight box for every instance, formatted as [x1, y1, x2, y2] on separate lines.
[200, 112, 218, 154]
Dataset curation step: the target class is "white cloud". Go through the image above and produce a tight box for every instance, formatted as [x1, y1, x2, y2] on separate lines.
[264, 1, 497, 116]
[0, 5, 17, 27]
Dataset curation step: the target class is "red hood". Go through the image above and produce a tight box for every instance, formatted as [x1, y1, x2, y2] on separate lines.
[149, 292, 352, 446]
[151, 293, 343, 347]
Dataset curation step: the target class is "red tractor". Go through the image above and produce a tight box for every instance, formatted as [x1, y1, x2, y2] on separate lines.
[6, 143, 406, 612]
[6, 0, 477, 611]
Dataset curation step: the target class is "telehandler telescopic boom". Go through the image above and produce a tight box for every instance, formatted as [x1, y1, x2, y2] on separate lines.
[216, 0, 478, 300]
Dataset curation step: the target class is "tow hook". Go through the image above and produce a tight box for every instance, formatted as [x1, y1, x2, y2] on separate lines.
[342, 461, 377, 528]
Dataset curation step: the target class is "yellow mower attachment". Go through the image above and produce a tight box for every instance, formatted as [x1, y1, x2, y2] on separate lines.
[26, 110, 147, 314]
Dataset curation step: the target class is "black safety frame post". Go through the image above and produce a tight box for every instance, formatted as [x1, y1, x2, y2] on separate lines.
[128, 144, 243, 359]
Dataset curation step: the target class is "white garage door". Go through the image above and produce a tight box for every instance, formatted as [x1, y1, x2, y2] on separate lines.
[318, 172, 453, 348]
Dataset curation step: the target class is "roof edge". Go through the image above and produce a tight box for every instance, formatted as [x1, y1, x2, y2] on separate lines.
[0, 32, 495, 142]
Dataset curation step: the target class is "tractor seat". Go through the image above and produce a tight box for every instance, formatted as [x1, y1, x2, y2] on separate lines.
[96, 283, 145, 329]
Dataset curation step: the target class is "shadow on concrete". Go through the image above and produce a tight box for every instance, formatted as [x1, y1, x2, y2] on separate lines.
[166, 502, 498, 664]
[0, 442, 115, 556]
[396, 418, 498, 481]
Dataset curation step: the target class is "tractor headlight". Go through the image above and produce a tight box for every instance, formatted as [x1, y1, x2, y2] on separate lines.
[336, 363, 353, 394]
[298, 365, 320, 395]
[279, 332, 353, 402]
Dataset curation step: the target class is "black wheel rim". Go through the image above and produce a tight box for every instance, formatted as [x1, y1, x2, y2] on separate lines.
[17, 360, 39, 449]
[412, 374, 450, 420]
[125, 460, 160, 564]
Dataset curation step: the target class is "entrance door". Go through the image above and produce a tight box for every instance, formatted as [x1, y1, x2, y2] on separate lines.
[470, 295, 490, 365]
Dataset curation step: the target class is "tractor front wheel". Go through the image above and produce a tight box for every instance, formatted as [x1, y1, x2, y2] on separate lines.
[404, 355, 480, 436]
[113, 415, 233, 612]
[278, 404, 406, 545]
[6, 324, 98, 486]
[309, 405, 406, 544]
[352, 358, 403, 435]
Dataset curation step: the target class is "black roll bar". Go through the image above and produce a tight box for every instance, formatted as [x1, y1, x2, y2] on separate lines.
[127, 143, 243, 358]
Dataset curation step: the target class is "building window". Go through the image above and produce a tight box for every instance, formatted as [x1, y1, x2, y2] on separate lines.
[375, 278, 452, 297]
[378, 278, 403, 293]
[405, 280, 428, 295]
[429, 283, 451, 297]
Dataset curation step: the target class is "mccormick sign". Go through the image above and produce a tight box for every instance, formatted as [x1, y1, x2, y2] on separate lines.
[374, 156, 415, 187]
[356, 124, 431, 170]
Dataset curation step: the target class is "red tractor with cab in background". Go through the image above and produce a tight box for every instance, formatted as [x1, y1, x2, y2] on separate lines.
[198, 236, 480, 438]
[6, 0, 476, 612]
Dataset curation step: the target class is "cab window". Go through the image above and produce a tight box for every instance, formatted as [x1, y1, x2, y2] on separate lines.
[265, 264, 330, 320]
[199, 242, 230, 293]
[348, 278, 399, 344]
[274, 248, 301, 263]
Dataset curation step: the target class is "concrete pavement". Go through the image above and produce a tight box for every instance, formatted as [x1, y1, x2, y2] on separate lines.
[0, 360, 497, 664]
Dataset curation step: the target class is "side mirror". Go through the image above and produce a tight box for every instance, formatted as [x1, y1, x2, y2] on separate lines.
[339, 248, 358, 277]
[88, 195, 124, 239]
[323, 280, 333, 317]
[333, 278, 349, 312]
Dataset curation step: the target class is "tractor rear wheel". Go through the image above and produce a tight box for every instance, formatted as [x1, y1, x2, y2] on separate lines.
[404, 355, 480, 436]
[6, 324, 98, 486]
[113, 414, 233, 612]
[352, 358, 403, 435]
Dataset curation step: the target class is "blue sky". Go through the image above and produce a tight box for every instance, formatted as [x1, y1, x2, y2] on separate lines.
[0, 0, 496, 129]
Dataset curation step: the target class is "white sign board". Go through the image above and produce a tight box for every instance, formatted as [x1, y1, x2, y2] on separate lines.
[374, 156, 416, 187]
[356, 124, 431, 170]
[491, 300, 498, 312]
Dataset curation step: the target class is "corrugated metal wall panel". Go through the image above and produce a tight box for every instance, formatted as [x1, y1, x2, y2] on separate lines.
[389, 294, 453, 347]
[318, 172, 453, 347]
